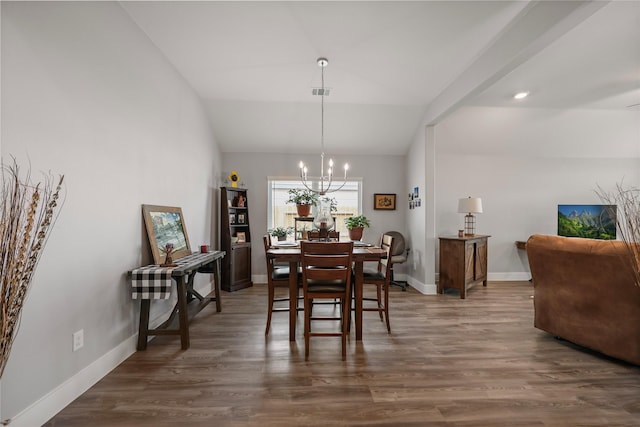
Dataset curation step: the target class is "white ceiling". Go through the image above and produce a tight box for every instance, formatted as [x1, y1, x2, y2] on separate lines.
[121, 1, 640, 156]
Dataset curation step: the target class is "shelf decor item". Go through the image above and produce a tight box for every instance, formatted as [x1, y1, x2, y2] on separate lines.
[228, 170, 240, 188]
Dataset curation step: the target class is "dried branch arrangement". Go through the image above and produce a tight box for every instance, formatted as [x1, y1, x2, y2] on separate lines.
[596, 182, 640, 287]
[0, 158, 64, 379]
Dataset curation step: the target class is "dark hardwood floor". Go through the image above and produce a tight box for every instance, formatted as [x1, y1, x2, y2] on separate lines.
[45, 281, 640, 426]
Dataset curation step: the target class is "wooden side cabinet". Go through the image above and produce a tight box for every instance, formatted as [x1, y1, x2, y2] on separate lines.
[220, 187, 253, 292]
[438, 235, 490, 299]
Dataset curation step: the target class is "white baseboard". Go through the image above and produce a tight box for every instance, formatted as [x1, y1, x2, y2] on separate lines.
[6, 278, 218, 426]
[488, 272, 531, 281]
[405, 275, 438, 295]
[8, 335, 137, 427]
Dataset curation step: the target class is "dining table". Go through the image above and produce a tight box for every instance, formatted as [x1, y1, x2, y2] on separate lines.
[266, 242, 387, 341]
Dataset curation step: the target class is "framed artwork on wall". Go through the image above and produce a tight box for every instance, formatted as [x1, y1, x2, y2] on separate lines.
[142, 204, 192, 264]
[374, 193, 396, 210]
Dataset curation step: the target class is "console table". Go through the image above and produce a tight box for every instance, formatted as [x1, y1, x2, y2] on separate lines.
[128, 251, 225, 350]
[438, 235, 490, 299]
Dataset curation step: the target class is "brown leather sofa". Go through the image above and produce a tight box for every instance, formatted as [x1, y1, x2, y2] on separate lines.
[527, 234, 640, 365]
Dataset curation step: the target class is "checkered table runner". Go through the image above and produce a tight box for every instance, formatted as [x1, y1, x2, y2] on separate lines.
[130, 265, 175, 299]
[130, 252, 217, 300]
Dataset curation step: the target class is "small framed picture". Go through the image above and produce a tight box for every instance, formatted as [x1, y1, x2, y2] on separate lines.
[237, 231, 246, 243]
[374, 193, 396, 210]
[238, 213, 246, 224]
[229, 214, 235, 224]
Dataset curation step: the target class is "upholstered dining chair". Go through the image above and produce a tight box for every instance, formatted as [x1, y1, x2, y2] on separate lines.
[263, 234, 301, 335]
[300, 241, 354, 360]
[361, 234, 394, 333]
[384, 231, 410, 291]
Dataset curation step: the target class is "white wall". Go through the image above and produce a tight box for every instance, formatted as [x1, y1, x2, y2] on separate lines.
[404, 125, 429, 291]
[423, 105, 640, 281]
[1, 2, 221, 422]
[221, 152, 408, 281]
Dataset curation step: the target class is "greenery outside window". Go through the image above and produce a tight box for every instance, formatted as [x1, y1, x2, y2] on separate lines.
[267, 178, 362, 238]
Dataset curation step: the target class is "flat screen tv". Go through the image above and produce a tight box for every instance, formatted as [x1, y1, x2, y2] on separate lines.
[557, 204, 617, 240]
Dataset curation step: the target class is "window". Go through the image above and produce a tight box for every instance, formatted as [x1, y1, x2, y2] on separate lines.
[267, 178, 362, 239]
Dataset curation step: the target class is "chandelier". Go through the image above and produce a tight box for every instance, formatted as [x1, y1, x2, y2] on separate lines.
[299, 57, 349, 196]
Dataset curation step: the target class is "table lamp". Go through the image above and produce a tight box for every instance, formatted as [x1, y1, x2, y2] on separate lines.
[458, 197, 483, 236]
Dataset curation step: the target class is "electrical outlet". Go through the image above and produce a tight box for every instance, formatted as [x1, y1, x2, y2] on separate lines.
[72, 329, 84, 352]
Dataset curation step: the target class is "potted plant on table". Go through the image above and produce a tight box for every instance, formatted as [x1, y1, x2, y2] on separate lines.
[269, 226, 293, 241]
[345, 215, 371, 241]
[286, 189, 318, 217]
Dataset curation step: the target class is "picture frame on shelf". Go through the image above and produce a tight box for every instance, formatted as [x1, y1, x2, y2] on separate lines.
[142, 204, 192, 265]
[230, 214, 236, 224]
[238, 213, 245, 224]
[237, 231, 246, 243]
[374, 193, 396, 210]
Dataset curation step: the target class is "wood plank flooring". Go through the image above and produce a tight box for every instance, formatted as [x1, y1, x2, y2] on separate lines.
[45, 282, 640, 426]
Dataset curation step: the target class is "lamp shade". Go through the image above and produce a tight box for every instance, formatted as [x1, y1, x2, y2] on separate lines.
[458, 197, 483, 214]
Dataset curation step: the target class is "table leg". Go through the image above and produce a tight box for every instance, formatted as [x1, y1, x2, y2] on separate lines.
[289, 260, 298, 341]
[213, 258, 222, 312]
[137, 299, 150, 350]
[176, 276, 190, 349]
[354, 260, 363, 341]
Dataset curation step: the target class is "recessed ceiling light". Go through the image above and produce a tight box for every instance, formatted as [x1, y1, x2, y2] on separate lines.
[514, 91, 529, 100]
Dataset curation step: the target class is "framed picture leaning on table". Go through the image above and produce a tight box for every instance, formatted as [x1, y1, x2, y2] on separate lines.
[142, 204, 192, 264]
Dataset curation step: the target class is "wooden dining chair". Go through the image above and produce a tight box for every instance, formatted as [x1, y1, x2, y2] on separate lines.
[307, 230, 340, 241]
[263, 234, 301, 335]
[300, 241, 354, 360]
[361, 234, 394, 333]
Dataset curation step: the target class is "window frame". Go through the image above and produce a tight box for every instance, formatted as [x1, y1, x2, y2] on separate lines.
[267, 176, 363, 239]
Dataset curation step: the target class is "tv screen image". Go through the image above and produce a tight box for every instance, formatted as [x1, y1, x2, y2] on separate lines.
[557, 204, 617, 240]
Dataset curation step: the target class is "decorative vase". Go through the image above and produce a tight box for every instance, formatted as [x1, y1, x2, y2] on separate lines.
[348, 226, 364, 241]
[313, 199, 335, 241]
[296, 204, 311, 217]
[277, 235, 286, 241]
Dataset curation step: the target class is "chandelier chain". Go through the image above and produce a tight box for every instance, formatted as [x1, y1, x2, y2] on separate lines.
[299, 57, 349, 195]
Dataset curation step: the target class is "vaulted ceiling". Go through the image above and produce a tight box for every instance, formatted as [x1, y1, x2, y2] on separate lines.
[121, 1, 640, 156]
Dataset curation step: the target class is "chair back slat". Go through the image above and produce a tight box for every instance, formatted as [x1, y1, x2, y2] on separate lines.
[300, 241, 354, 288]
[380, 234, 394, 272]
